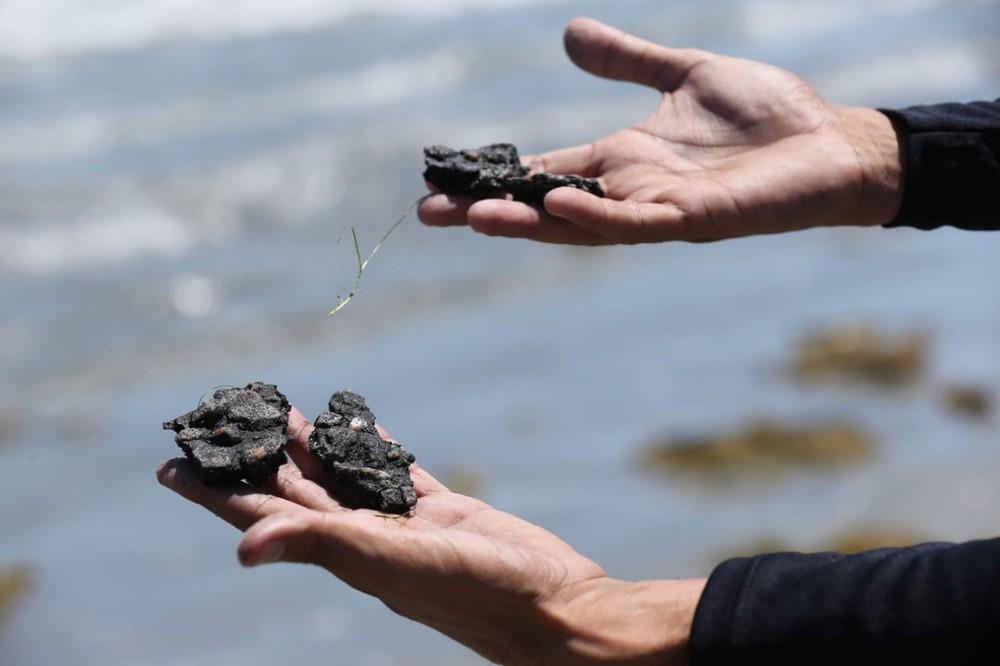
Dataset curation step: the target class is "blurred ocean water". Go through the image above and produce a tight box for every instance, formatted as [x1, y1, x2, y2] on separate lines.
[1, 0, 999, 664]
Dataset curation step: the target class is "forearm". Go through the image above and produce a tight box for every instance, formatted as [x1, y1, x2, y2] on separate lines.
[690, 537, 1000, 664]
[534, 577, 707, 666]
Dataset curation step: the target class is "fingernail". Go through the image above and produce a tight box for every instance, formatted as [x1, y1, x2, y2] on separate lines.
[155, 462, 172, 485]
[247, 541, 285, 567]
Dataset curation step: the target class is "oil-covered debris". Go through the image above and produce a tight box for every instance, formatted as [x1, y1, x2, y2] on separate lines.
[423, 143, 604, 205]
[0, 565, 34, 630]
[944, 384, 993, 420]
[641, 419, 874, 481]
[309, 391, 417, 513]
[790, 325, 926, 388]
[163, 382, 290, 485]
[511, 173, 605, 205]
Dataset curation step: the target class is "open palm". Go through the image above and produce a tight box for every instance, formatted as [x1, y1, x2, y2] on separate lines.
[158, 408, 606, 664]
[419, 17, 900, 244]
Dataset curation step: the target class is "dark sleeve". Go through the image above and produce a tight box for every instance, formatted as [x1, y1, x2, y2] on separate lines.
[881, 98, 1000, 230]
[690, 537, 1000, 664]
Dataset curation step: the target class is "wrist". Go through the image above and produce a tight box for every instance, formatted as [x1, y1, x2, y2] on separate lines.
[535, 576, 706, 665]
[835, 105, 904, 226]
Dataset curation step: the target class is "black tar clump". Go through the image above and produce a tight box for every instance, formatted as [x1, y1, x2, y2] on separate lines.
[423, 143, 604, 205]
[309, 391, 417, 514]
[162, 382, 289, 485]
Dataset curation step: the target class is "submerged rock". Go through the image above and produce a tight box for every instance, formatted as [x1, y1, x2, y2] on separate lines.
[162, 382, 290, 485]
[825, 526, 925, 554]
[423, 143, 604, 205]
[309, 391, 417, 513]
[444, 466, 485, 498]
[641, 419, 874, 482]
[0, 566, 34, 630]
[716, 526, 925, 562]
[0, 412, 17, 445]
[790, 325, 926, 388]
[944, 384, 993, 420]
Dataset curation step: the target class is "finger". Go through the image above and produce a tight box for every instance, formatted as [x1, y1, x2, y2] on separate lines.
[523, 142, 598, 177]
[564, 17, 707, 91]
[239, 511, 341, 568]
[157, 459, 303, 531]
[420, 191, 607, 243]
[287, 406, 313, 442]
[409, 465, 450, 496]
[263, 463, 344, 512]
[418, 193, 478, 227]
[466, 199, 609, 245]
[544, 187, 694, 243]
[373, 422, 397, 443]
[285, 407, 330, 485]
[284, 409, 356, 511]
[238, 510, 392, 576]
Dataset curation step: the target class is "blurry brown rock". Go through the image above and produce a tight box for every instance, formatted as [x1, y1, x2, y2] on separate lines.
[790, 325, 926, 388]
[0, 566, 34, 630]
[0, 412, 16, 445]
[943, 384, 992, 420]
[825, 526, 925, 553]
[445, 466, 485, 498]
[714, 537, 792, 562]
[715, 525, 925, 563]
[641, 419, 874, 481]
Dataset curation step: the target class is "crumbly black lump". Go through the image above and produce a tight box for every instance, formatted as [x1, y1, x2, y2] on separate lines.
[162, 382, 289, 485]
[308, 391, 417, 513]
[423, 143, 604, 205]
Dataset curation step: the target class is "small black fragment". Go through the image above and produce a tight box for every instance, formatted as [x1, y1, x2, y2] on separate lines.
[162, 382, 290, 485]
[309, 391, 417, 514]
[511, 172, 605, 205]
[423, 143, 604, 205]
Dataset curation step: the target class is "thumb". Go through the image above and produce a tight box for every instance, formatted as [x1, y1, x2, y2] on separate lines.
[237, 510, 371, 569]
[563, 17, 706, 92]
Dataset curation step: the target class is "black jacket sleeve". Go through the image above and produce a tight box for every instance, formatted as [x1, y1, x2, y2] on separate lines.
[690, 537, 1000, 664]
[882, 98, 1000, 230]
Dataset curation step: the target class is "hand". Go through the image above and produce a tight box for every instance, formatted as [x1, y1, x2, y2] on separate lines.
[419, 17, 903, 244]
[157, 408, 705, 665]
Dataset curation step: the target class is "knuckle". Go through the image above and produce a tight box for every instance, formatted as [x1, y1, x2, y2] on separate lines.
[302, 518, 337, 566]
[599, 197, 615, 223]
[251, 494, 275, 514]
[277, 465, 303, 488]
[289, 419, 311, 441]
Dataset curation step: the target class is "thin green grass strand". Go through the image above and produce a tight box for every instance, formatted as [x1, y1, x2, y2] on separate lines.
[329, 197, 424, 316]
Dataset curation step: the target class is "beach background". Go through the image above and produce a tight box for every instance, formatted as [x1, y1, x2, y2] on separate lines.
[2, 0, 1000, 664]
